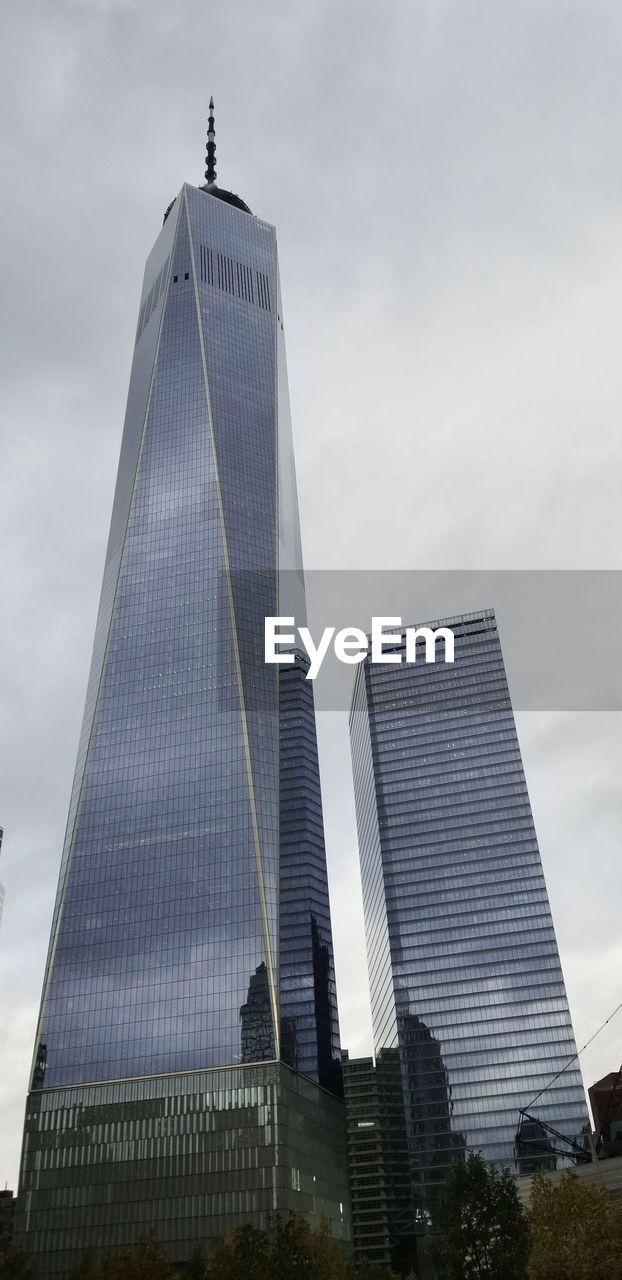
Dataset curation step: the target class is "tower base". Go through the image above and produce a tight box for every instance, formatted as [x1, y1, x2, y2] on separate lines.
[15, 1062, 350, 1276]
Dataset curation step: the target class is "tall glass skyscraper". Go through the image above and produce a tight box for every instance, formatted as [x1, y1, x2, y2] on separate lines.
[16, 111, 348, 1273]
[349, 610, 588, 1251]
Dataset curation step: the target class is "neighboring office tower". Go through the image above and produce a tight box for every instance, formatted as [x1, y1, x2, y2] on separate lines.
[341, 1053, 390, 1268]
[349, 610, 588, 1247]
[341, 1049, 414, 1273]
[16, 107, 348, 1274]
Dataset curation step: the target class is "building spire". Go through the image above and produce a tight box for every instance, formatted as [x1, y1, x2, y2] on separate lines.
[205, 96, 216, 186]
[197, 99, 252, 214]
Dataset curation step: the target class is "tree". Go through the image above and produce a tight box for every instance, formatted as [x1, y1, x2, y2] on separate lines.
[269, 1213, 354, 1280]
[68, 1248, 109, 1280]
[66, 1236, 178, 1280]
[354, 1262, 409, 1280]
[0, 1246, 35, 1280]
[207, 1214, 356, 1280]
[207, 1223, 272, 1280]
[185, 1244, 209, 1280]
[528, 1169, 622, 1280]
[106, 1236, 178, 1280]
[436, 1153, 529, 1280]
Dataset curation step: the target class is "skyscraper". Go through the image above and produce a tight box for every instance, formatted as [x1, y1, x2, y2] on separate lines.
[349, 609, 588, 1250]
[341, 1052, 393, 1268]
[16, 106, 349, 1273]
[341, 1049, 414, 1271]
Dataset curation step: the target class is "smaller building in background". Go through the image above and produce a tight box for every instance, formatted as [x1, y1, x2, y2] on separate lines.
[342, 1050, 417, 1275]
[516, 1153, 622, 1209]
[342, 1053, 389, 1267]
[590, 1071, 622, 1159]
[0, 1189, 16, 1248]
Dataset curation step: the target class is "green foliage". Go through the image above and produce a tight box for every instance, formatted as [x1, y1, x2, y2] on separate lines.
[271, 1213, 354, 1280]
[352, 1262, 409, 1280]
[4, 1214, 394, 1280]
[184, 1244, 209, 1280]
[109, 1235, 178, 1280]
[68, 1248, 108, 1280]
[208, 1214, 353, 1280]
[207, 1223, 272, 1280]
[528, 1169, 622, 1280]
[436, 1152, 529, 1280]
[67, 1236, 177, 1280]
[352, 1262, 398, 1280]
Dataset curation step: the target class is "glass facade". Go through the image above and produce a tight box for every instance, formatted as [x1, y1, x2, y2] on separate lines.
[279, 652, 341, 1091]
[16, 181, 347, 1271]
[18, 1063, 348, 1275]
[342, 1050, 413, 1270]
[349, 610, 588, 1240]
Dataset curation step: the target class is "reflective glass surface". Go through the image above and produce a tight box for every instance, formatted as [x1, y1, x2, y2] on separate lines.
[279, 653, 341, 1090]
[30, 184, 339, 1091]
[350, 611, 588, 1223]
[16, 1063, 350, 1276]
[342, 1050, 411, 1268]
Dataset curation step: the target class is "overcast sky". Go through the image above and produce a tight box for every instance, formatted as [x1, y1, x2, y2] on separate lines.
[1, 0, 621, 1188]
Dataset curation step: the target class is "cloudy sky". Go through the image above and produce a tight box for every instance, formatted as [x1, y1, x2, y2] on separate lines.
[1, 0, 621, 1187]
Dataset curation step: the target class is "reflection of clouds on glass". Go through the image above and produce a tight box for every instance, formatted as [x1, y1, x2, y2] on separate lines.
[44, 927, 271, 1080]
[399, 1013, 466, 1207]
[8, 157, 355, 1262]
[33, 187, 342, 1103]
[278, 653, 342, 1093]
[311, 915, 343, 1095]
[351, 609, 589, 1226]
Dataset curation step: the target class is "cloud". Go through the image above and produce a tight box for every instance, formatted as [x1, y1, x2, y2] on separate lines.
[1, 0, 621, 1186]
